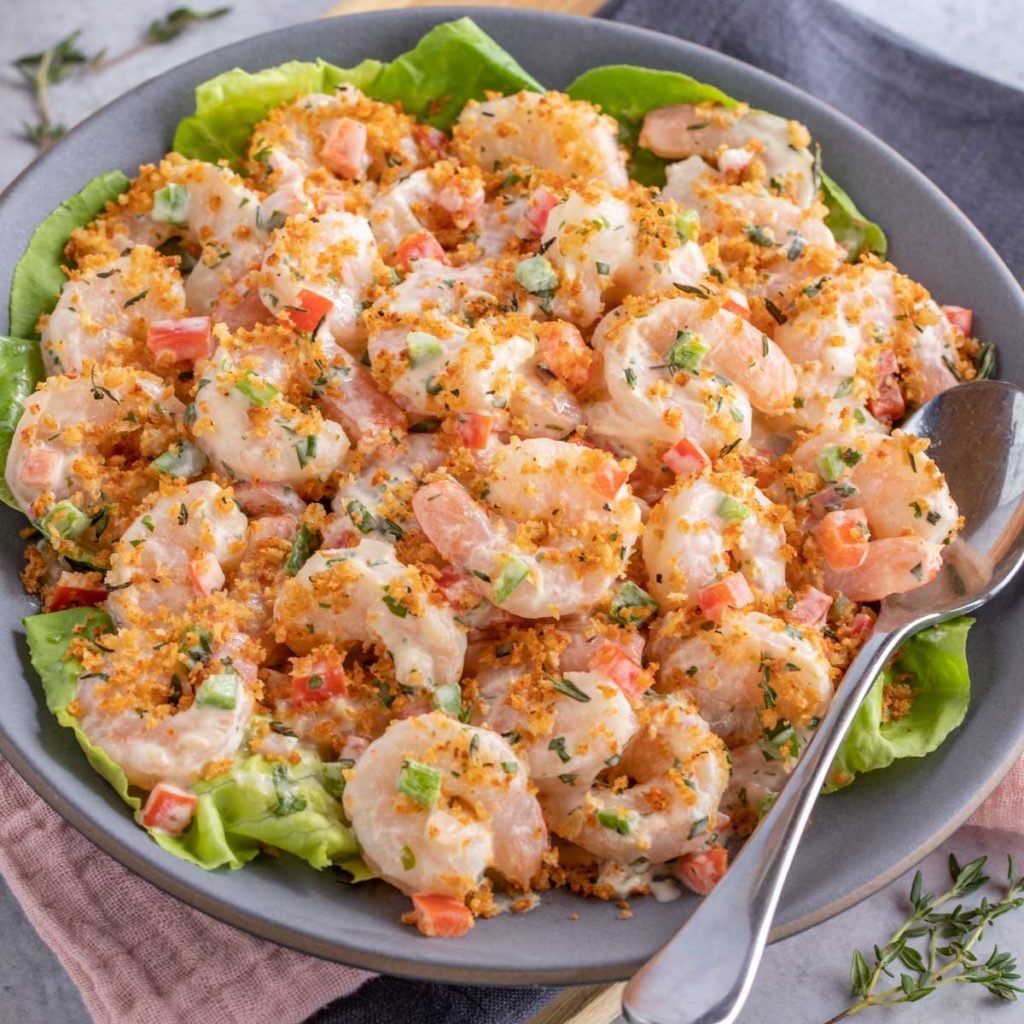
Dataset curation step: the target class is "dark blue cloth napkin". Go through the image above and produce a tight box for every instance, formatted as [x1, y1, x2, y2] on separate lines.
[307, 2, 1022, 1021]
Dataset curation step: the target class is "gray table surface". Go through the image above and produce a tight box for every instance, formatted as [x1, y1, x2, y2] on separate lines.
[1, 2, 1023, 1023]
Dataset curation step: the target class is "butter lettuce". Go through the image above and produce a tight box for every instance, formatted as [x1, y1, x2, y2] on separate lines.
[24, 608, 359, 872]
[826, 618, 974, 791]
[9, 170, 131, 339]
[153, 752, 359, 871]
[173, 17, 542, 166]
[0, 336, 44, 509]
[24, 607, 139, 808]
[566, 64, 886, 259]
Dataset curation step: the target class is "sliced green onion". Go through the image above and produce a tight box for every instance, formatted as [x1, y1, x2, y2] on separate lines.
[548, 736, 571, 764]
[406, 331, 444, 368]
[234, 370, 279, 406]
[514, 254, 558, 294]
[294, 435, 317, 469]
[674, 209, 700, 242]
[608, 582, 659, 626]
[284, 524, 319, 577]
[666, 330, 708, 375]
[151, 440, 207, 478]
[551, 677, 591, 703]
[397, 759, 442, 808]
[152, 183, 189, 226]
[816, 445, 846, 483]
[400, 845, 417, 870]
[688, 815, 709, 840]
[596, 808, 635, 835]
[40, 500, 91, 540]
[432, 682, 462, 716]
[717, 496, 750, 521]
[271, 763, 308, 816]
[382, 592, 408, 618]
[493, 556, 530, 604]
[322, 759, 355, 800]
[195, 673, 238, 710]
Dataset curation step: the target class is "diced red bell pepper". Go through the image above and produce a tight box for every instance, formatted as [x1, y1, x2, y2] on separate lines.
[190, 552, 225, 596]
[941, 305, 973, 336]
[526, 187, 559, 237]
[535, 320, 592, 392]
[590, 643, 647, 702]
[141, 783, 197, 835]
[848, 611, 876, 641]
[697, 572, 754, 620]
[412, 124, 448, 156]
[593, 457, 628, 499]
[49, 571, 107, 612]
[394, 230, 450, 270]
[722, 298, 752, 321]
[456, 412, 493, 449]
[282, 289, 333, 333]
[407, 893, 474, 938]
[786, 586, 833, 627]
[867, 349, 905, 425]
[816, 509, 870, 571]
[146, 316, 213, 363]
[291, 661, 347, 704]
[19, 448, 61, 488]
[662, 437, 711, 477]
[321, 117, 368, 180]
[675, 846, 728, 895]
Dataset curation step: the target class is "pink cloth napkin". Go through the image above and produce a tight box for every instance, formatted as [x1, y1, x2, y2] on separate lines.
[0, 759, 373, 1024]
[1, 752, 1022, 1024]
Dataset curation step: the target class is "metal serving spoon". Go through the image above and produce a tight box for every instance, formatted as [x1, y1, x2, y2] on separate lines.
[623, 379, 1024, 1024]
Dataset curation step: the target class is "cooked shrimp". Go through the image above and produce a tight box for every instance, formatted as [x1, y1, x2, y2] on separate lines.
[74, 625, 256, 790]
[413, 438, 641, 618]
[41, 247, 187, 374]
[273, 537, 466, 691]
[105, 481, 248, 624]
[790, 428, 959, 546]
[248, 86, 429, 189]
[5, 368, 182, 525]
[343, 711, 547, 898]
[771, 262, 965, 430]
[258, 210, 381, 353]
[369, 161, 485, 257]
[546, 697, 728, 864]
[473, 660, 638, 792]
[454, 90, 628, 187]
[642, 103, 818, 208]
[586, 293, 795, 466]
[539, 182, 708, 327]
[653, 609, 834, 744]
[192, 325, 350, 486]
[643, 470, 789, 610]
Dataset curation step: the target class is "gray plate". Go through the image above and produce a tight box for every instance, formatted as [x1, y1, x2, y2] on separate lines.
[0, 6, 1022, 987]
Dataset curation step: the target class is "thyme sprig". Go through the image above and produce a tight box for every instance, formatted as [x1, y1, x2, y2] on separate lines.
[13, 7, 231, 151]
[825, 854, 1024, 1022]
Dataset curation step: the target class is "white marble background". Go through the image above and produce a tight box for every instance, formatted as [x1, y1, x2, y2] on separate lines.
[1, 2, 1023, 1023]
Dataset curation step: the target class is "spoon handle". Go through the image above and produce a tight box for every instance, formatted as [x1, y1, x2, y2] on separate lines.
[622, 623, 909, 1024]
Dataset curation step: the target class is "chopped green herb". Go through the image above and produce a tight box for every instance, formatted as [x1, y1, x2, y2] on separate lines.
[551, 677, 591, 702]
[284, 524, 319, 577]
[609, 581, 659, 626]
[397, 759, 442, 808]
[548, 736, 571, 764]
[152, 183, 189, 226]
[666, 330, 708, 375]
[494, 556, 529, 604]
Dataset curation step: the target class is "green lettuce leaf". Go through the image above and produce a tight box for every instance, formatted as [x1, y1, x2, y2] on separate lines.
[566, 63, 886, 259]
[24, 607, 139, 808]
[567, 65, 734, 186]
[826, 617, 973, 792]
[172, 58, 382, 165]
[0, 336, 44, 509]
[152, 751, 359, 871]
[9, 170, 132, 339]
[360, 16, 542, 128]
[820, 169, 889, 263]
[24, 608, 358, 872]
[173, 17, 542, 167]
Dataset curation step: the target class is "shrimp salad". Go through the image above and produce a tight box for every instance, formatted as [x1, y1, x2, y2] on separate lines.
[6, 23, 985, 940]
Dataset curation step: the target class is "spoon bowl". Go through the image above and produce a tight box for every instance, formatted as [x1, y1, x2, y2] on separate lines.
[623, 380, 1024, 1024]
